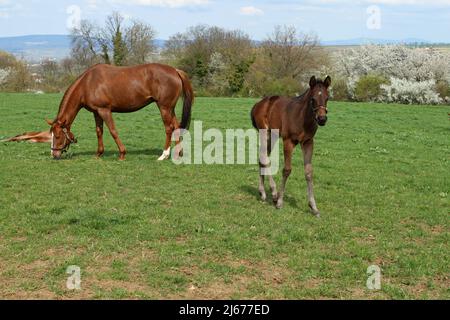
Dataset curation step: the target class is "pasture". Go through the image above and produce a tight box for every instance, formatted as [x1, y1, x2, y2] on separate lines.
[0, 93, 448, 299]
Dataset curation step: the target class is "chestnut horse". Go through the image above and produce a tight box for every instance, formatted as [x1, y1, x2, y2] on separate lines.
[251, 76, 331, 216]
[48, 63, 193, 160]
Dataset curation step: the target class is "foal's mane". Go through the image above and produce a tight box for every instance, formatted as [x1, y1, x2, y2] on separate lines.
[293, 78, 328, 105]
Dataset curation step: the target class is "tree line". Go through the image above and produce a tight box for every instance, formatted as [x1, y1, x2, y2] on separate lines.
[0, 12, 449, 104]
[0, 12, 327, 97]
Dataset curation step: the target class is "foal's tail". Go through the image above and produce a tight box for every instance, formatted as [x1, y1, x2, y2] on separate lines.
[250, 107, 258, 129]
[176, 69, 194, 130]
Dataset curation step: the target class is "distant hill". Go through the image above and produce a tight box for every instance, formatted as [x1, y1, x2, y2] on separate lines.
[0, 35, 72, 61]
[0, 35, 167, 62]
[320, 37, 431, 46]
[0, 34, 446, 62]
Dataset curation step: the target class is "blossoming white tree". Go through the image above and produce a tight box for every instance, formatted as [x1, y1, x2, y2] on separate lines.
[333, 45, 450, 104]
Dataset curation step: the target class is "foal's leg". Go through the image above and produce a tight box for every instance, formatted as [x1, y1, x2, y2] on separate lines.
[276, 139, 295, 209]
[302, 140, 320, 216]
[157, 106, 175, 161]
[258, 129, 269, 201]
[94, 112, 104, 157]
[267, 132, 279, 204]
[97, 109, 127, 160]
[258, 129, 279, 202]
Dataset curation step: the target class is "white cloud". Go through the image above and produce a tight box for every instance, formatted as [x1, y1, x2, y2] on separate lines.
[86, 0, 99, 10]
[109, 0, 210, 8]
[367, 0, 450, 4]
[306, 0, 450, 4]
[0, 0, 23, 19]
[239, 6, 264, 16]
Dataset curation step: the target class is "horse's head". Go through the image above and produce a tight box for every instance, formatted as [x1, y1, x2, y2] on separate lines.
[309, 76, 331, 126]
[46, 119, 77, 160]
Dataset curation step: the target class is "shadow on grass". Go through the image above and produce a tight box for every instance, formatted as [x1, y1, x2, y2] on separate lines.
[70, 148, 162, 159]
[239, 185, 300, 209]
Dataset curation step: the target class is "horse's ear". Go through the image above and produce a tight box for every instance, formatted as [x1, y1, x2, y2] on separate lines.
[69, 132, 77, 144]
[324, 76, 331, 88]
[309, 76, 317, 88]
[45, 119, 53, 126]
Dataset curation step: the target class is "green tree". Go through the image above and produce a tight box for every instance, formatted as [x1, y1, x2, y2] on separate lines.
[354, 74, 389, 102]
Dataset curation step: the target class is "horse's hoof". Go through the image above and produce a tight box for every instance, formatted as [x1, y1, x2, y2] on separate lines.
[276, 201, 283, 209]
[260, 192, 267, 202]
[158, 149, 171, 161]
[157, 155, 169, 161]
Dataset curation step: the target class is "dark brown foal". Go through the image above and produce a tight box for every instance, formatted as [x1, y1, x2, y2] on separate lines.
[251, 76, 331, 216]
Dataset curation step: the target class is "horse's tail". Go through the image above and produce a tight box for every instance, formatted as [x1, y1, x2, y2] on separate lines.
[176, 69, 194, 130]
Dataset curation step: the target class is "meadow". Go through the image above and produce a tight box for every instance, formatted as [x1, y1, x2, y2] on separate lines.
[0, 93, 448, 299]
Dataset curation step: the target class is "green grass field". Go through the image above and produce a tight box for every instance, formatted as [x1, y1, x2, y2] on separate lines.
[0, 93, 448, 299]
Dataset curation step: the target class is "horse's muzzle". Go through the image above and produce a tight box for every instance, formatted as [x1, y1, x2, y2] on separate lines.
[317, 116, 328, 126]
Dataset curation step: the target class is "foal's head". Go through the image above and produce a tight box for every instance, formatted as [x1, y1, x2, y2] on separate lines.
[309, 76, 331, 126]
[46, 119, 77, 160]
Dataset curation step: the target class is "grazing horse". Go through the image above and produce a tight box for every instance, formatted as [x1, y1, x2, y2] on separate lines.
[47, 63, 193, 160]
[251, 76, 331, 216]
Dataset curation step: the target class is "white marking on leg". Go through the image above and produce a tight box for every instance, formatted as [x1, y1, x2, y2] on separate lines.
[158, 147, 171, 161]
[51, 132, 54, 155]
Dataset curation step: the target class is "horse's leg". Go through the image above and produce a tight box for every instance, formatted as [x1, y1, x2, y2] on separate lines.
[97, 109, 127, 160]
[94, 112, 104, 157]
[302, 140, 320, 217]
[276, 139, 294, 209]
[258, 129, 268, 201]
[157, 106, 174, 161]
[267, 131, 279, 204]
[171, 111, 183, 158]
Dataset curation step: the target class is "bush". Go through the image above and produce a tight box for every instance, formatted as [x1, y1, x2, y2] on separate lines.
[435, 80, 450, 100]
[0, 51, 32, 92]
[381, 78, 443, 105]
[354, 74, 389, 102]
[329, 78, 349, 101]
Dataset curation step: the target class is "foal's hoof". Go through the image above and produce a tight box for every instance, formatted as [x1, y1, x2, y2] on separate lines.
[272, 194, 279, 205]
[259, 192, 267, 202]
[276, 200, 284, 209]
[309, 204, 321, 217]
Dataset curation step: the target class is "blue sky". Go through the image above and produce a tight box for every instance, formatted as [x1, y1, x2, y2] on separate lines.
[0, 0, 449, 42]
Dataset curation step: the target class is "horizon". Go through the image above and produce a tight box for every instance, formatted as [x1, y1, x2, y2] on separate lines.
[0, 1, 449, 43]
[0, 34, 448, 45]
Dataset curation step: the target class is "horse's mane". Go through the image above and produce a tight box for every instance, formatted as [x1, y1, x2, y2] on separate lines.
[55, 67, 92, 123]
[294, 89, 309, 101]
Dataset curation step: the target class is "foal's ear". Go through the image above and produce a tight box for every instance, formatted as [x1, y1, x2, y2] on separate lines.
[309, 76, 317, 88]
[45, 119, 53, 126]
[324, 76, 332, 88]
